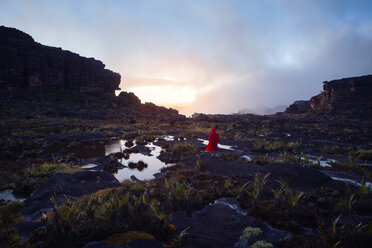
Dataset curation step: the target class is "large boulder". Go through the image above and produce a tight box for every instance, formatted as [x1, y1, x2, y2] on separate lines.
[170, 198, 290, 248]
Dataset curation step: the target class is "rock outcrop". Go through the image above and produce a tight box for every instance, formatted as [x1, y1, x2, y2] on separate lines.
[0, 26, 120, 94]
[285, 100, 311, 114]
[285, 75, 372, 117]
[310, 75, 372, 115]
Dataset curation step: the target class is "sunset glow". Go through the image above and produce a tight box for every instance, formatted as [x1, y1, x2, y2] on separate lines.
[2, 0, 371, 115]
[128, 85, 196, 105]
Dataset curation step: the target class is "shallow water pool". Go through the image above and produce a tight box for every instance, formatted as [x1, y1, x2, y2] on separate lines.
[197, 138, 234, 151]
[0, 189, 25, 202]
[114, 142, 175, 182]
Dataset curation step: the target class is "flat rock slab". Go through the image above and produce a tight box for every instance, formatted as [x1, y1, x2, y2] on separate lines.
[170, 198, 290, 248]
[201, 157, 332, 191]
[83, 239, 165, 248]
[22, 171, 121, 220]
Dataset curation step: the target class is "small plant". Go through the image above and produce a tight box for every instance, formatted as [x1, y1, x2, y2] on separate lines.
[272, 187, 285, 206]
[244, 173, 270, 205]
[332, 215, 341, 236]
[347, 153, 359, 167]
[343, 222, 367, 237]
[224, 178, 232, 188]
[250, 240, 274, 248]
[166, 180, 192, 202]
[169, 143, 198, 157]
[348, 194, 356, 213]
[172, 226, 190, 247]
[288, 191, 304, 209]
[360, 177, 371, 194]
[195, 154, 202, 167]
[356, 149, 372, 160]
[316, 156, 322, 167]
[281, 152, 301, 164]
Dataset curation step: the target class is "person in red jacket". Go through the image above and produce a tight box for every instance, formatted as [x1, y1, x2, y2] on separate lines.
[206, 128, 219, 152]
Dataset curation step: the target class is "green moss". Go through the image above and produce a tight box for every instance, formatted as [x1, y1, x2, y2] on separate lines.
[250, 240, 273, 248]
[242, 227, 263, 240]
[26, 163, 82, 177]
[169, 143, 198, 157]
[357, 149, 372, 160]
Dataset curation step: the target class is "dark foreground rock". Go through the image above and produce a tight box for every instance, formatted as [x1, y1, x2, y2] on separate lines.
[201, 156, 332, 191]
[170, 198, 291, 248]
[22, 171, 121, 220]
[83, 239, 165, 248]
[15, 171, 121, 239]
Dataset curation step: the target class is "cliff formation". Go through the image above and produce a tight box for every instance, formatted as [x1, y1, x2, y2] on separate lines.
[0, 26, 120, 94]
[286, 75, 372, 117]
[310, 75, 372, 114]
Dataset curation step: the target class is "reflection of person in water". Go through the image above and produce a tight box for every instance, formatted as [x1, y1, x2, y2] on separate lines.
[205, 128, 219, 152]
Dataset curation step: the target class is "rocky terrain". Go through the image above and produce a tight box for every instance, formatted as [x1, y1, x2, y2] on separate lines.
[1, 27, 372, 248]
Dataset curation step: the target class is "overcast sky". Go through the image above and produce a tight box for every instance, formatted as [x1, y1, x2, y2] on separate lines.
[1, 0, 372, 115]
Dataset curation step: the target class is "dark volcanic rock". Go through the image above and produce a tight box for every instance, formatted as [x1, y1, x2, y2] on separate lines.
[201, 156, 332, 191]
[83, 239, 165, 248]
[285, 100, 310, 114]
[128, 161, 148, 171]
[0, 26, 120, 94]
[124, 145, 152, 156]
[115, 92, 141, 105]
[21, 171, 121, 220]
[157, 151, 179, 164]
[170, 198, 290, 248]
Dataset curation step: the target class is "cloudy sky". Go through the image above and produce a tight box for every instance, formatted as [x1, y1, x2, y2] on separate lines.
[1, 0, 372, 115]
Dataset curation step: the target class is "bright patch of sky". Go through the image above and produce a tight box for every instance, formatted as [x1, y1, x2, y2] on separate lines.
[1, 0, 371, 115]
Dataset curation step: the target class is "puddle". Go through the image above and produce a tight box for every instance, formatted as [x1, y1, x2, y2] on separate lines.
[0, 189, 25, 202]
[285, 133, 291, 137]
[213, 198, 247, 216]
[114, 142, 175, 182]
[104, 140, 128, 155]
[159, 135, 187, 141]
[163, 135, 175, 141]
[81, 164, 98, 169]
[242, 155, 252, 161]
[322, 170, 372, 190]
[301, 155, 335, 167]
[330, 177, 372, 189]
[197, 138, 234, 151]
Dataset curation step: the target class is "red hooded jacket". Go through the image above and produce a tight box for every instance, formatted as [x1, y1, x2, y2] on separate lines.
[206, 128, 219, 152]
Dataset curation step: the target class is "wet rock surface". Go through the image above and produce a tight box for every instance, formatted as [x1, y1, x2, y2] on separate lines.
[170, 198, 290, 248]
[123, 145, 152, 156]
